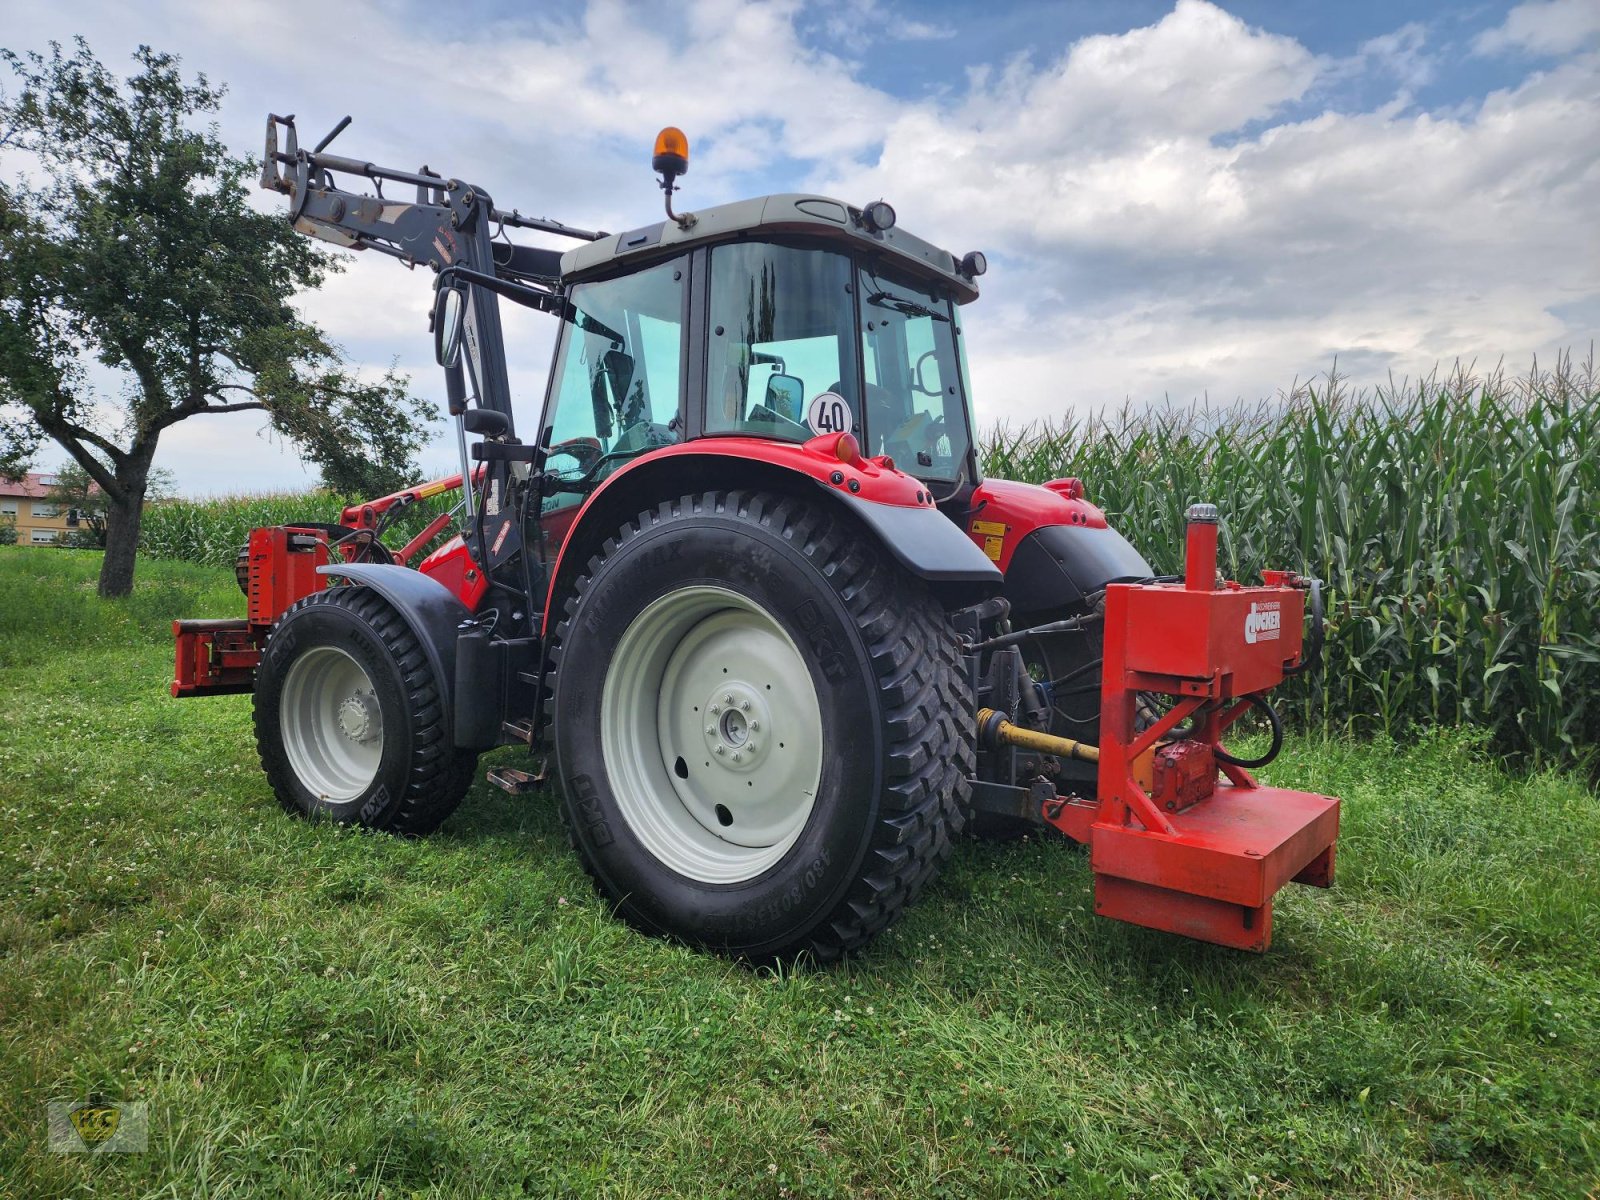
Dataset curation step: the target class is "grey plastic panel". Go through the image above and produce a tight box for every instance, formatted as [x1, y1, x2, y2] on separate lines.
[561, 193, 981, 303]
[830, 490, 1002, 607]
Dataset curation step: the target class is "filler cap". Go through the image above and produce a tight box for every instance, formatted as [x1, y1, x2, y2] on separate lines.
[1185, 502, 1219, 524]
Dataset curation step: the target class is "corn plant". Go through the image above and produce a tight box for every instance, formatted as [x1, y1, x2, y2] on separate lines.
[140, 489, 459, 568]
[981, 355, 1600, 772]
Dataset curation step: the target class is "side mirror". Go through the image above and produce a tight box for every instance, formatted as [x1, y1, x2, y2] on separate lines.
[433, 285, 466, 368]
[764, 373, 805, 422]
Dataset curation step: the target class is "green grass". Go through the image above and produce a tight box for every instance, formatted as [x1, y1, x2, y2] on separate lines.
[1, 548, 1596, 1198]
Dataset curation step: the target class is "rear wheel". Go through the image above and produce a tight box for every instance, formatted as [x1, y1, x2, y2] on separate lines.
[254, 587, 477, 835]
[549, 490, 972, 961]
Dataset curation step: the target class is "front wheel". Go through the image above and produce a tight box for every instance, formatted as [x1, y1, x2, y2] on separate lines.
[549, 490, 973, 961]
[254, 587, 477, 835]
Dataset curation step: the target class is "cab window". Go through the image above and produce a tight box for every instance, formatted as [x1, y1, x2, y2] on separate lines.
[858, 268, 971, 485]
[706, 243, 857, 442]
[542, 259, 683, 505]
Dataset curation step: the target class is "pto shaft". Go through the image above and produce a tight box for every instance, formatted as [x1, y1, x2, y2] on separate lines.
[976, 708, 1100, 763]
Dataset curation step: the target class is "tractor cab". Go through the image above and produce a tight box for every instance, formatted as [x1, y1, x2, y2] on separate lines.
[535, 191, 987, 522]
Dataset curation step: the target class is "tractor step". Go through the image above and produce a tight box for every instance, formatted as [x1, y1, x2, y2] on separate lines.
[1089, 783, 1339, 952]
[501, 717, 538, 745]
[487, 764, 547, 794]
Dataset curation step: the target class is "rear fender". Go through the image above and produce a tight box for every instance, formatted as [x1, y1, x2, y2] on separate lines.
[968, 478, 1152, 618]
[540, 437, 1001, 632]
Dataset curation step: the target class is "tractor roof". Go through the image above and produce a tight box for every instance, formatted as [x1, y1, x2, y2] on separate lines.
[559, 194, 981, 304]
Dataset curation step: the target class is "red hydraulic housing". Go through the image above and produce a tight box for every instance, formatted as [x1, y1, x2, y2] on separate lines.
[171, 525, 330, 697]
[1044, 504, 1339, 951]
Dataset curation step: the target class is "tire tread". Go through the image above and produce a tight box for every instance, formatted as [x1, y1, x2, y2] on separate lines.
[547, 489, 972, 961]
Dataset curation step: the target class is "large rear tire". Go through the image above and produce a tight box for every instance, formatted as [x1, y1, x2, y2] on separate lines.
[549, 490, 972, 961]
[254, 587, 477, 836]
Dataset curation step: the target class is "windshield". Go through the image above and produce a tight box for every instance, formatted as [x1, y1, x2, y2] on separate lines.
[859, 268, 972, 485]
[540, 258, 683, 509]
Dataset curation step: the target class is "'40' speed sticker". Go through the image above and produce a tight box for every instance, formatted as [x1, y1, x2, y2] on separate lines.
[806, 391, 853, 435]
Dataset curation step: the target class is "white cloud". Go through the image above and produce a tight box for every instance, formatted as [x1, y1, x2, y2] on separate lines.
[6, 0, 1598, 492]
[1353, 22, 1435, 93]
[817, 4, 1600, 423]
[1474, 0, 1600, 57]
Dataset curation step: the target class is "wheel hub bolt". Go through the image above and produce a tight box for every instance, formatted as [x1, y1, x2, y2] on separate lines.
[699, 684, 772, 773]
[337, 693, 377, 743]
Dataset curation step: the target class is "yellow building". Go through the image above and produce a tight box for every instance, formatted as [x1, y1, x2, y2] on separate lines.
[0, 472, 87, 546]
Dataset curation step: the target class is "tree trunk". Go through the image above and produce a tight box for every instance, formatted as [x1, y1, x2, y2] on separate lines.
[97, 441, 158, 599]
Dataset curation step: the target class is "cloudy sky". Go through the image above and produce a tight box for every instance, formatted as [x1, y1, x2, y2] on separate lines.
[5, 0, 1598, 494]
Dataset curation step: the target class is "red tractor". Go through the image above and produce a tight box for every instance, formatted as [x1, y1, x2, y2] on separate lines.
[173, 116, 1337, 960]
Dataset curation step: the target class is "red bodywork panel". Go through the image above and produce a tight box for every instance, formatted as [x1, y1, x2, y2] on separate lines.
[964, 477, 1107, 570]
[538, 432, 936, 632]
[1043, 517, 1339, 952]
[418, 535, 491, 610]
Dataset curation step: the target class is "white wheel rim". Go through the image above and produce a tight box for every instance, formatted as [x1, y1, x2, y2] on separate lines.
[600, 585, 824, 884]
[280, 645, 384, 802]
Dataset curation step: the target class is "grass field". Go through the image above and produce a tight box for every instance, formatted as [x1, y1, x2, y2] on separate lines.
[1, 547, 1596, 1198]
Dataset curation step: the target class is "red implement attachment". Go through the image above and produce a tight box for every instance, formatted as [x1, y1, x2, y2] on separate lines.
[1044, 509, 1339, 951]
[172, 526, 330, 698]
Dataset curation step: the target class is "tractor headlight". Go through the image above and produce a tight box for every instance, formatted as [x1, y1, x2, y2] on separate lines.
[858, 200, 896, 233]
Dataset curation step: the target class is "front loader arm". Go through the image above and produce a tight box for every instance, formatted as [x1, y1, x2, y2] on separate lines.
[260, 113, 606, 427]
[260, 112, 611, 581]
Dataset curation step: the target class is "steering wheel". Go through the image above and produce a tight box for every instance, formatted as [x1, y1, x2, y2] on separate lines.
[548, 436, 604, 474]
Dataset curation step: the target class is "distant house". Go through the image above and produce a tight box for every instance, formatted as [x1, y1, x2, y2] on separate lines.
[0, 472, 86, 546]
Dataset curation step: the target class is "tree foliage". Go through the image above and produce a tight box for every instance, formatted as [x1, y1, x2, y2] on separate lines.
[0, 39, 431, 592]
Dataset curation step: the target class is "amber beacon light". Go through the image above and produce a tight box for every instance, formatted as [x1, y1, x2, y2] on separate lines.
[652, 126, 689, 178]
[652, 127, 693, 228]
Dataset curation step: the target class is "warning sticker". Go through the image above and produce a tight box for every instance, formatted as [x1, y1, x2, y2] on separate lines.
[970, 519, 1006, 561]
[806, 392, 853, 435]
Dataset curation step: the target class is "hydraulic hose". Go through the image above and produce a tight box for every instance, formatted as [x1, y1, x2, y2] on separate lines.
[1213, 693, 1283, 769]
[1284, 577, 1324, 677]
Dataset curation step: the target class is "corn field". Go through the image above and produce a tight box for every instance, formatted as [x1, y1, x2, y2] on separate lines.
[139, 489, 458, 568]
[982, 356, 1600, 771]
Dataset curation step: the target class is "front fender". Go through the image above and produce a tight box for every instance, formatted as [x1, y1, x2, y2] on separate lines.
[316, 563, 471, 740]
